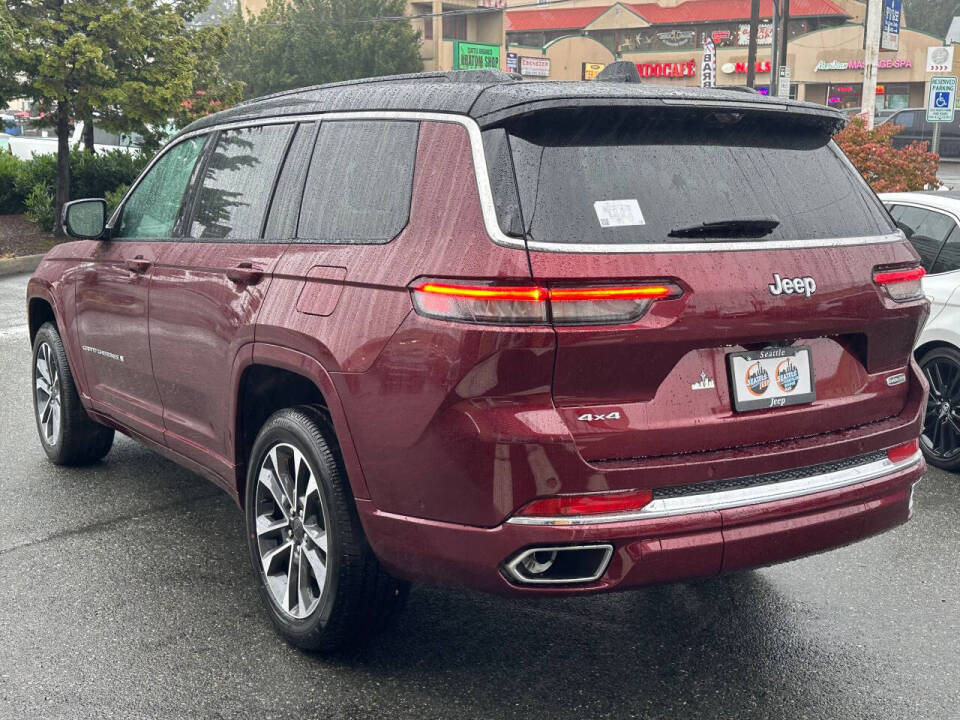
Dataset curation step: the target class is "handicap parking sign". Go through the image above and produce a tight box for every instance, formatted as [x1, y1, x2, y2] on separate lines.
[928, 76, 958, 122]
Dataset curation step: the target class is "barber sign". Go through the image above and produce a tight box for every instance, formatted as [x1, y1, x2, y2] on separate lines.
[701, 38, 716, 88]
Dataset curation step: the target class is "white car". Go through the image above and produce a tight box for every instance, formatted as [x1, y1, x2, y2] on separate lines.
[880, 191, 960, 470]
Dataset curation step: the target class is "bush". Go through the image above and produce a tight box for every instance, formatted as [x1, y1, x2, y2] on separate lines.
[24, 185, 55, 232]
[14, 153, 57, 201]
[834, 118, 940, 192]
[105, 183, 129, 216]
[71, 149, 151, 200]
[0, 152, 22, 213]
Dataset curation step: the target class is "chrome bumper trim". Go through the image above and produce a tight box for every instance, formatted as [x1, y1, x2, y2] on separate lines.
[506, 450, 923, 526]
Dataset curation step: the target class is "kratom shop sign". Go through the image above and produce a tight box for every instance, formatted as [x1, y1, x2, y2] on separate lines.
[454, 41, 501, 70]
[814, 57, 913, 71]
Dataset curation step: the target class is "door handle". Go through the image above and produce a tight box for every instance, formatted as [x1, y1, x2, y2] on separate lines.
[226, 262, 263, 286]
[125, 256, 151, 274]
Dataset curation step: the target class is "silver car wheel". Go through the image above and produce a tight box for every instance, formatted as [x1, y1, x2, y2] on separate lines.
[35, 342, 62, 446]
[255, 442, 330, 620]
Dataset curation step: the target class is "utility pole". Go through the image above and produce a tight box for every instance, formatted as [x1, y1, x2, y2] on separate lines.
[779, 0, 790, 95]
[746, 0, 760, 88]
[862, 0, 883, 129]
[770, 0, 780, 87]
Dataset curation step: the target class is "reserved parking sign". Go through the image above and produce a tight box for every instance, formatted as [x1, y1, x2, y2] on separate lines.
[927, 75, 958, 123]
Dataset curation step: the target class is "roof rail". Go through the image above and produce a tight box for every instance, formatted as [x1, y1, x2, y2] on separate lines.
[237, 70, 520, 107]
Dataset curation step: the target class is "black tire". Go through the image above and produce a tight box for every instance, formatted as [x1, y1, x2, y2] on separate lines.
[918, 345, 960, 472]
[244, 405, 408, 652]
[32, 322, 114, 466]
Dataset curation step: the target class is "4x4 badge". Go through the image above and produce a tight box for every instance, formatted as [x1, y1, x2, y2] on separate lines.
[691, 371, 715, 390]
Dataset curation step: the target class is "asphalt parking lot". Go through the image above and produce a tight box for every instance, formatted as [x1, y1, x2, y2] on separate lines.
[0, 272, 957, 720]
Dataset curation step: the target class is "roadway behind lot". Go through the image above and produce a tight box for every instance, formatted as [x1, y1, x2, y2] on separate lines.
[0, 272, 957, 720]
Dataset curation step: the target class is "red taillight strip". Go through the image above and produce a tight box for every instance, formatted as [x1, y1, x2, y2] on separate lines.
[412, 281, 679, 302]
[549, 285, 676, 301]
[414, 281, 547, 302]
[874, 267, 925, 285]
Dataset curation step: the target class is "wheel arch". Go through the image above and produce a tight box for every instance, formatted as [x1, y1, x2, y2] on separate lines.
[236, 343, 371, 507]
[915, 339, 959, 361]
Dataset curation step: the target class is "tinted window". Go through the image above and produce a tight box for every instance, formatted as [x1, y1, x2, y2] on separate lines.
[263, 123, 317, 240]
[889, 204, 954, 270]
[932, 224, 960, 274]
[297, 120, 418, 244]
[115, 135, 207, 239]
[189, 125, 293, 240]
[484, 107, 892, 246]
[892, 111, 915, 129]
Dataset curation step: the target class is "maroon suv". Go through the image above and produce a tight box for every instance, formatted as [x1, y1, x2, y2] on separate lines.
[27, 72, 928, 651]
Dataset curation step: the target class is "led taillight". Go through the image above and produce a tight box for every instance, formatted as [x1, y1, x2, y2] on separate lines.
[874, 266, 925, 301]
[409, 279, 681, 326]
[887, 438, 919, 464]
[516, 489, 654, 518]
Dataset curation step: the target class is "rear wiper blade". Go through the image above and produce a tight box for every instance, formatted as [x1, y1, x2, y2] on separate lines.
[668, 217, 780, 239]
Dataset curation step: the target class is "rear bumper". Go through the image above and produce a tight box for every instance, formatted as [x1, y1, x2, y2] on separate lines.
[358, 450, 924, 596]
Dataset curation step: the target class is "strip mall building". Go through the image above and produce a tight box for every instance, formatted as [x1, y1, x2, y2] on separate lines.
[503, 0, 939, 110]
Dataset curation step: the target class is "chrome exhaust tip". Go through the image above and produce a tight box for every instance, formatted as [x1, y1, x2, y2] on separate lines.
[503, 544, 614, 585]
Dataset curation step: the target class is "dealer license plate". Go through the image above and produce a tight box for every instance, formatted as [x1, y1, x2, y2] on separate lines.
[727, 346, 816, 412]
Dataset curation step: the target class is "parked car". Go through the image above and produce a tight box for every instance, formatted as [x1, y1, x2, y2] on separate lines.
[881, 191, 960, 470]
[5, 120, 142, 159]
[884, 107, 960, 159]
[843, 106, 898, 124]
[28, 72, 928, 652]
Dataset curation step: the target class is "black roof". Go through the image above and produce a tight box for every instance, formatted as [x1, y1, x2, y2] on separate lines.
[180, 70, 844, 136]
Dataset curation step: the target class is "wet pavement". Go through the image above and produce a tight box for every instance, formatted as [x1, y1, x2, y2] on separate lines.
[0, 272, 957, 719]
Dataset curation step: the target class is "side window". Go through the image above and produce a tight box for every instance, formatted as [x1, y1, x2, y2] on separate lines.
[889, 205, 954, 271]
[115, 135, 207, 239]
[189, 124, 293, 240]
[263, 123, 318, 240]
[893, 111, 914, 130]
[932, 224, 960, 274]
[297, 120, 419, 244]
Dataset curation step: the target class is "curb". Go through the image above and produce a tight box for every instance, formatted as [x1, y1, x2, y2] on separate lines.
[0, 254, 44, 278]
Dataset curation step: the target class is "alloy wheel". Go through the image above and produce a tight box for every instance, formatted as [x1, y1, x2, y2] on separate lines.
[922, 358, 960, 461]
[35, 342, 62, 445]
[254, 443, 330, 620]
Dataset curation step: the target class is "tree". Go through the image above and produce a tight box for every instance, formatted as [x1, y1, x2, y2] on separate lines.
[904, 0, 960, 40]
[225, 0, 423, 100]
[834, 118, 940, 193]
[3, 0, 238, 234]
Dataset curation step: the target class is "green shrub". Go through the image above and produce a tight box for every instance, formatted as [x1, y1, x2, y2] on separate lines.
[15, 153, 57, 201]
[24, 185, 55, 232]
[71, 149, 152, 200]
[0, 152, 23, 214]
[105, 183, 129, 216]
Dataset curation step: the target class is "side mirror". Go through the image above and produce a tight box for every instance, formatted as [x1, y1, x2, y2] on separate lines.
[62, 199, 107, 240]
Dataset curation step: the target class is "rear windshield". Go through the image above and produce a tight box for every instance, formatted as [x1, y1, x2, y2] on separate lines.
[482, 107, 893, 245]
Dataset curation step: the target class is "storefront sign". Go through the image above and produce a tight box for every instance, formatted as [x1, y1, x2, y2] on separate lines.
[454, 41, 501, 71]
[701, 38, 716, 88]
[881, 0, 902, 52]
[926, 46, 954, 73]
[657, 29, 697, 48]
[737, 23, 773, 46]
[582, 62, 606, 81]
[506, 52, 518, 73]
[720, 60, 772, 74]
[636, 59, 697, 79]
[519, 56, 550, 77]
[927, 75, 957, 123]
[476, 0, 504, 7]
[814, 57, 912, 71]
[711, 30, 731, 45]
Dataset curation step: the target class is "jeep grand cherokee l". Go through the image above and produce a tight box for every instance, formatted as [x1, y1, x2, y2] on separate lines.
[27, 71, 928, 652]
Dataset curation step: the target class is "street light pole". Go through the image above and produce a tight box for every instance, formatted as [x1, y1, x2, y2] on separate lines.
[862, 0, 883, 129]
[746, 0, 760, 88]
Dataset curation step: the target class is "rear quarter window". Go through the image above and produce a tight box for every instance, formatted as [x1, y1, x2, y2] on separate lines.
[483, 107, 894, 246]
[297, 120, 419, 244]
